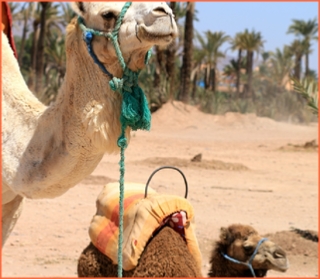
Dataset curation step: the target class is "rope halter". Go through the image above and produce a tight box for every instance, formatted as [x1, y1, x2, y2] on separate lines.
[78, 2, 152, 148]
[78, 2, 152, 277]
[221, 237, 268, 277]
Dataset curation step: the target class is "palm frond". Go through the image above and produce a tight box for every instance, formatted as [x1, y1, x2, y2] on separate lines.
[291, 76, 318, 115]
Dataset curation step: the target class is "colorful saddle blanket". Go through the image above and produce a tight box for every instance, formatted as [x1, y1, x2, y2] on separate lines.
[89, 182, 202, 271]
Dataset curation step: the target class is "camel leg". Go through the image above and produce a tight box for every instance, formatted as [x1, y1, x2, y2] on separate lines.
[2, 195, 24, 247]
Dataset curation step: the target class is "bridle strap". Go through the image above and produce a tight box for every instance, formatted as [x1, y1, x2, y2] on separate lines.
[77, 2, 151, 83]
[221, 238, 268, 277]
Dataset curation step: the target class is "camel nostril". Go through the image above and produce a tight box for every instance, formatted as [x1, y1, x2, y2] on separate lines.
[273, 249, 286, 259]
[152, 7, 167, 16]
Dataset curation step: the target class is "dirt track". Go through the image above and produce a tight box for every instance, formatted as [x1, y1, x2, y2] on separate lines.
[2, 101, 318, 277]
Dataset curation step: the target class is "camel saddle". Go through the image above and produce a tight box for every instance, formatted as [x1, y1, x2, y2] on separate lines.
[89, 182, 202, 271]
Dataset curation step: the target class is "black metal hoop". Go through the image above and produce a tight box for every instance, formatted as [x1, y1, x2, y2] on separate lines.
[144, 166, 188, 199]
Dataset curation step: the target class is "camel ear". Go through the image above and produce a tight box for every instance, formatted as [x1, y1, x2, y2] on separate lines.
[220, 227, 233, 245]
[71, 2, 86, 16]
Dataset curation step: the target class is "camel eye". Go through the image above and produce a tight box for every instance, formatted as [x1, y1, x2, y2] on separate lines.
[243, 245, 253, 253]
[102, 12, 116, 21]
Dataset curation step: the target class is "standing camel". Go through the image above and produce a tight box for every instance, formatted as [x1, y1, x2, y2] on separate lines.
[2, 2, 178, 245]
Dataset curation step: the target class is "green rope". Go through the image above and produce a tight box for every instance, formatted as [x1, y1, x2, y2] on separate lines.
[78, 3, 152, 278]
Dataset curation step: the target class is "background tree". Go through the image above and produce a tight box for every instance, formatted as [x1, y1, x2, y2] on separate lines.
[34, 2, 50, 95]
[269, 46, 294, 90]
[288, 39, 305, 80]
[9, 2, 317, 123]
[196, 31, 230, 92]
[241, 29, 264, 98]
[230, 32, 245, 98]
[287, 18, 318, 77]
[178, 2, 195, 103]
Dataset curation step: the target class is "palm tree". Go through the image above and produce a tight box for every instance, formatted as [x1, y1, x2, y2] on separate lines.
[288, 39, 305, 80]
[287, 18, 318, 77]
[23, 2, 65, 97]
[291, 76, 318, 115]
[196, 31, 230, 92]
[165, 2, 179, 100]
[34, 2, 51, 95]
[178, 2, 195, 103]
[223, 58, 246, 93]
[230, 32, 246, 98]
[269, 46, 294, 90]
[9, 3, 36, 69]
[241, 29, 264, 98]
[190, 48, 206, 100]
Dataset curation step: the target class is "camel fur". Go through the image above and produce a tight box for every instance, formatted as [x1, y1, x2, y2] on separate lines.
[2, 2, 178, 245]
[208, 224, 289, 277]
[78, 226, 202, 277]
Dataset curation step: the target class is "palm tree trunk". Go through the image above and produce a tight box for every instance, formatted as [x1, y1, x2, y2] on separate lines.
[153, 45, 164, 88]
[246, 50, 254, 98]
[18, 5, 31, 67]
[191, 70, 198, 100]
[27, 19, 39, 91]
[18, 17, 28, 66]
[178, 2, 194, 103]
[35, 2, 49, 97]
[294, 54, 302, 80]
[165, 2, 176, 100]
[210, 67, 216, 92]
[204, 65, 210, 89]
[236, 49, 242, 98]
[305, 53, 309, 77]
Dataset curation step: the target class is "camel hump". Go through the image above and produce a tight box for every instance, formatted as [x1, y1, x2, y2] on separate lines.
[88, 182, 202, 271]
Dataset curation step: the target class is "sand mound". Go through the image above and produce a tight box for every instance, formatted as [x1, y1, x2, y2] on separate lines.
[135, 157, 249, 171]
[279, 139, 318, 152]
[265, 230, 318, 258]
[151, 101, 281, 132]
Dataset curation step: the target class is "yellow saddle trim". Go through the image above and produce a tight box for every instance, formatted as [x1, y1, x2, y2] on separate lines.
[89, 182, 202, 271]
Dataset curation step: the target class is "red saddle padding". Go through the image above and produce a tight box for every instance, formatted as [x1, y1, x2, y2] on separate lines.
[2, 2, 18, 58]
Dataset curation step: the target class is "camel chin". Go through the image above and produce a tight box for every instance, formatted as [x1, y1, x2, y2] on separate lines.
[138, 24, 176, 45]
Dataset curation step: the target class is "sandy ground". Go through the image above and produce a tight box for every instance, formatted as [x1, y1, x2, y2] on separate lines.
[2, 101, 318, 277]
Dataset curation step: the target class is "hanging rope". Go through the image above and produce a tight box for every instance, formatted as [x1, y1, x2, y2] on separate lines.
[78, 2, 152, 277]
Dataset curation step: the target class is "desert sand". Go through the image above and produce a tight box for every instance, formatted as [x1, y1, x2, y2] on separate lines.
[2, 101, 318, 277]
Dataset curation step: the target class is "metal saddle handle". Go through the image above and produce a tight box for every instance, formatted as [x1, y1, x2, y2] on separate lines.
[144, 166, 188, 199]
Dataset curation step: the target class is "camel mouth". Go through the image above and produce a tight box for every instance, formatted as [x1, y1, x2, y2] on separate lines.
[268, 256, 289, 272]
[138, 24, 177, 44]
[268, 247, 290, 272]
[256, 251, 289, 273]
[252, 245, 289, 273]
[253, 269, 268, 277]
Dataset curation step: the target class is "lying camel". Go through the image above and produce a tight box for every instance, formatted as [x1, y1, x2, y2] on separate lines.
[2, 2, 178, 245]
[208, 224, 289, 277]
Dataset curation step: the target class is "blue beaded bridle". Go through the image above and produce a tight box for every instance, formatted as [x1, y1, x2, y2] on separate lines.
[221, 237, 268, 277]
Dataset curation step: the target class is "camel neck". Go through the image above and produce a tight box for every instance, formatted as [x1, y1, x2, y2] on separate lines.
[2, 22, 126, 199]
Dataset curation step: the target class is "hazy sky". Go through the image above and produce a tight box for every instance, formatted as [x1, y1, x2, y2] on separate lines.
[193, 1, 318, 73]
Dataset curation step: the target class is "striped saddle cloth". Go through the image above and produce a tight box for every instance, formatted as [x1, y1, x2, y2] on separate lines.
[89, 182, 202, 271]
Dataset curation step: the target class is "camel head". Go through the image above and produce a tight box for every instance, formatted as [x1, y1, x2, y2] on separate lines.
[209, 224, 289, 277]
[71, 2, 178, 74]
